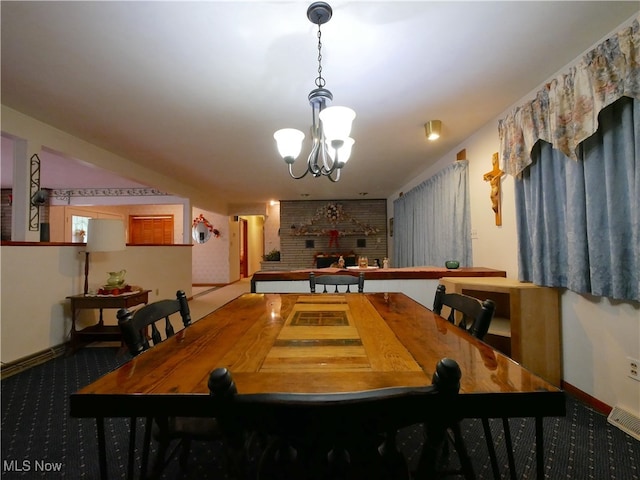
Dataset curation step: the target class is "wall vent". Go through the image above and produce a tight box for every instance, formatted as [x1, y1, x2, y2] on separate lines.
[608, 406, 640, 441]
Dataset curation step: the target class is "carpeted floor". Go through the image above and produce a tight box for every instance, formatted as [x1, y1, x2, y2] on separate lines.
[2, 346, 639, 479]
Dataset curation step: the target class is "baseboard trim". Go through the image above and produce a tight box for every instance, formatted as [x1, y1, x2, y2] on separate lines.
[1, 344, 67, 380]
[562, 380, 612, 415]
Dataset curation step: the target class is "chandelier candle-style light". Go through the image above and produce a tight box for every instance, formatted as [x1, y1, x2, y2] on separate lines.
[274, 2, 355, 182]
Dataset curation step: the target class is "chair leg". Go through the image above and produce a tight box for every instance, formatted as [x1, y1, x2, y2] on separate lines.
[140, 417, 153, 480]
[149, 440, 170, 479]
[147, 417, 171, 479]
[127, 417, 137, 480]
[502, 417, 517, 480]
[378, 430, 410, 480]
[448, 422, 476, 480]
[416, 421, 477, 480]
[179, 438, 192, 470]
[96, 417, 108, 480]
[481, 418, 501, 479]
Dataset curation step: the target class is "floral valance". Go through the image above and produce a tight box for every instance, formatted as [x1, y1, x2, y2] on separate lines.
[499, 17, 639, 177]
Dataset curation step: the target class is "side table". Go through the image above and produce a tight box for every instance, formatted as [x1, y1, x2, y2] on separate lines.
[66, 290, 151, 354]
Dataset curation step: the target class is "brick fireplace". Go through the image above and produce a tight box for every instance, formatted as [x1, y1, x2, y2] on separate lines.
[265, 199, 388, 271]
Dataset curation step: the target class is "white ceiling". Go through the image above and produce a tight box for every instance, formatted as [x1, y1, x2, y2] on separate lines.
[2, 1, 638, 211]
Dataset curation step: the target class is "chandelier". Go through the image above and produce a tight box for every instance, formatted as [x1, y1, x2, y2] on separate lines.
[274, 2, 355, 182]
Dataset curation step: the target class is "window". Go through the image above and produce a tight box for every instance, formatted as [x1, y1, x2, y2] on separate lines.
[71, 215, 90, 242]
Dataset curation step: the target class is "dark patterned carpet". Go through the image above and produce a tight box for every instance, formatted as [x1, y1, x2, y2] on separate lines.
[1, 347, 639, 479]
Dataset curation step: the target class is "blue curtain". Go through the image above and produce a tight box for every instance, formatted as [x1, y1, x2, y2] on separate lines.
[515, 97, 639, 301]
[393, 161, 472, 267]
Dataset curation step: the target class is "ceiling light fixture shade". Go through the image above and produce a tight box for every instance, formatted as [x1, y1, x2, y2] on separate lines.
[326, 137, 355, 165]
[86, 219, 126, 252]
[273, 2, 355, 182]
[319, 106, 356, 142]
[273, 128, 306, 163]
[425, 120, 442, 141]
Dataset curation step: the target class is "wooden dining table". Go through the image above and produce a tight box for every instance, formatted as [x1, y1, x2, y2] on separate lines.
[70, 292, 565, 479]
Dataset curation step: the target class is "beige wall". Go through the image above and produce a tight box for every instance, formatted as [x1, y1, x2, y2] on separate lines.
[244, 215, 264, 276]
[264, 202, 281, 255]
[0, 244, 192, 364]
[191, 207, 231, 284]
[227, 217, 241, 282]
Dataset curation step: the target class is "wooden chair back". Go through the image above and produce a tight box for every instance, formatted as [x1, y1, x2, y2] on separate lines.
[209, 358, 462, 479]
[310, 271, 365, 293]
[117, 290, 191, 356]
[433, 284, 495, 340]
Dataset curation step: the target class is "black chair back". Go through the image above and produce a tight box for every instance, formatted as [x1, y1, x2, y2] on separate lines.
[209, 358, 461, 479]
[433, 284, 495, 340]
[117, 290, 217, 479]
[117, 290, 191, 356]
[310, 271, 365, 293]
[433, 284, 504, 479]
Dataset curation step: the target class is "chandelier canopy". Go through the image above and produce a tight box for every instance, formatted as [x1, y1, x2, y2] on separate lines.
[274, 2, 356, 182]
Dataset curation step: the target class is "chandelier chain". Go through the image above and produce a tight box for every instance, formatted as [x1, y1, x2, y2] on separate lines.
[315, 24, 325, 88]
[274, 2, 354, 183]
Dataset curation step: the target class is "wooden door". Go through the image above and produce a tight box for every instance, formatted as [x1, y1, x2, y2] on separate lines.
[240, 218, 248, 278]
[129, 215, 174, 244]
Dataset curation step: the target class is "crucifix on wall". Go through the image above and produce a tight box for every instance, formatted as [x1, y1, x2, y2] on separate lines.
[483, 152, 505, 226]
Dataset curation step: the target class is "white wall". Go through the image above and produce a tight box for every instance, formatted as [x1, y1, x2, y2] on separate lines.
[562, 292, 639, 416]
[244, 215, 264, 276]
[264, 201, 281, 256]
[388, 101, 640, 416]
[227, 217, 241, 282]
[191, 207, 231, 284]
[1, 244, 192, 364]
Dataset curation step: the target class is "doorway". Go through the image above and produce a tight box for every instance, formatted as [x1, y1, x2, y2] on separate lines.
[239, 218, 248, 278]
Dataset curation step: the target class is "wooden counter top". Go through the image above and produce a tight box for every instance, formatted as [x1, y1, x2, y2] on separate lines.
[252, 266, 506, 291]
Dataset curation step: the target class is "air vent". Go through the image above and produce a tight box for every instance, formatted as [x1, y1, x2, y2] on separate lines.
[608, 406, 640, 441]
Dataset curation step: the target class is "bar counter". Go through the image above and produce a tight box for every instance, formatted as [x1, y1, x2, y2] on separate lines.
[251, 266, 507, 307]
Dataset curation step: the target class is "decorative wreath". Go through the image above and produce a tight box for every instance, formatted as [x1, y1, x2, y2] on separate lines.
[192, 214, 220, 238]
[290, 202, 380, 236]
[324, 203, 345, 224]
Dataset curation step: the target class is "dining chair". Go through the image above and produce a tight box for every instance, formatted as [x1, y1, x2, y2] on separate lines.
[433, 284, 495, 339]
[117, 290, 223, 479]
[209, 357, 464, 480]
[433, 284, 516, 480]
[309, 271, 365, 293]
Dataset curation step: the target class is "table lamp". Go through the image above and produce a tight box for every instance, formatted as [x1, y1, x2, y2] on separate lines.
[84, 219, 126, 295]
